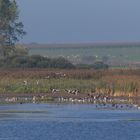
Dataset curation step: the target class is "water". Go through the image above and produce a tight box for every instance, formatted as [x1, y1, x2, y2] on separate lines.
[0, 103, 140, 140]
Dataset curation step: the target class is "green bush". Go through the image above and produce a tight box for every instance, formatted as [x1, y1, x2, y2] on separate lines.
[93, 61, 109, 70]
[76, 61, 109, 70]
[0, 55, 75, 69]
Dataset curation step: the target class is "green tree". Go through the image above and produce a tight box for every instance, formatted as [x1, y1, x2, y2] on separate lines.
[0, 0, 26, 57]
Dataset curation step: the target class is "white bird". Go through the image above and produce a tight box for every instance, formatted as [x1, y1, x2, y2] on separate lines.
[36, 80, 39, 85]
[23, 80, 28, 86]
[51, 89, 60, 94]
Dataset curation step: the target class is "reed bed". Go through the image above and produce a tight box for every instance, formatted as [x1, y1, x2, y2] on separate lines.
[0, 68, 140, 97]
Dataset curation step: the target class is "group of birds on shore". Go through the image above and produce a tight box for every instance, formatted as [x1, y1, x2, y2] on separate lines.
[1, 79, 138, 110]
[2, 94, 139, 110]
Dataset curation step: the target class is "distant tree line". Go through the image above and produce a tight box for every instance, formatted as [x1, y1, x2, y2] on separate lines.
[76, 61, 109, 70]
[0, 54, 75, 69]
[0, 45, 109, 69]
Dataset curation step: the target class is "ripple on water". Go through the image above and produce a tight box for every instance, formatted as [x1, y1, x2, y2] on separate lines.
[0, 103, 140, 140]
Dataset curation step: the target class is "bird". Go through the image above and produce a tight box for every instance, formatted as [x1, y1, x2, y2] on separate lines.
[23, 80, 28, 86]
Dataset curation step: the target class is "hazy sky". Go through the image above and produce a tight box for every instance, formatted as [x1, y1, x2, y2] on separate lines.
[17, 0, 140, 43]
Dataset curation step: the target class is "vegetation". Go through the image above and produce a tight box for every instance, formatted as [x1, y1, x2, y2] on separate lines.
[0, 0, 76, 69]
[0, 1, 139, 103]
[0, 0, 26, 58]
[76, 62, 109, 70]
[0, 54, 75, 69]
[28, 43, 140, 68]
[0, 69, 139, 98]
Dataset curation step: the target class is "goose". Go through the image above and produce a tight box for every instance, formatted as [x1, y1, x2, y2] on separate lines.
[51, 88, 60, 94]
[23, 80, 28, 86]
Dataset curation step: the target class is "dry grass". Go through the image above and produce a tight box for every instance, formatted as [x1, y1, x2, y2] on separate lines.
[0, 68, 140, 97]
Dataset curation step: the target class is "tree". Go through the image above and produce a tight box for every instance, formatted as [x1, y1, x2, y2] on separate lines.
[0, 0, 26, 57]
[93, 61, 109, 70]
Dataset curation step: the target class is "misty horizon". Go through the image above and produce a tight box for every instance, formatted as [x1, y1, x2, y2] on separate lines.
[17, 0, 140, 43]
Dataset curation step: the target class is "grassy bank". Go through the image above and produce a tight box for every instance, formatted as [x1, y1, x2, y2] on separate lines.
[0, 68, 139, 98]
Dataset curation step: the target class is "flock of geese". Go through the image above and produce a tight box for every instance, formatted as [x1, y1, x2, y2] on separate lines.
[2, 79, 139, 110]
[3, 94, 139, 110]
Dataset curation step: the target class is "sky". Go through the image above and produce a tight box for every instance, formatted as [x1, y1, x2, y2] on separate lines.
[17, 0, 140, 43]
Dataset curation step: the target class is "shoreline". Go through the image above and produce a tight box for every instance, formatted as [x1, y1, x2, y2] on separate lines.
[0, 69, 139, 108]
[0, 93, 139, 110]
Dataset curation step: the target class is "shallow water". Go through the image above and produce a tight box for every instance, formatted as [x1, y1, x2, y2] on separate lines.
[0, 103, 140, 140]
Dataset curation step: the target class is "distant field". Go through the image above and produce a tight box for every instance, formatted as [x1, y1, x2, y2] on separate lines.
[26, 43, 140, 68]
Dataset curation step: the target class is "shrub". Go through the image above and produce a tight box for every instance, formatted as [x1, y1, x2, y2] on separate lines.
[93, 61, 109, 70]
[76, 62, 109, 70]
[0, 55, 75, 69]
